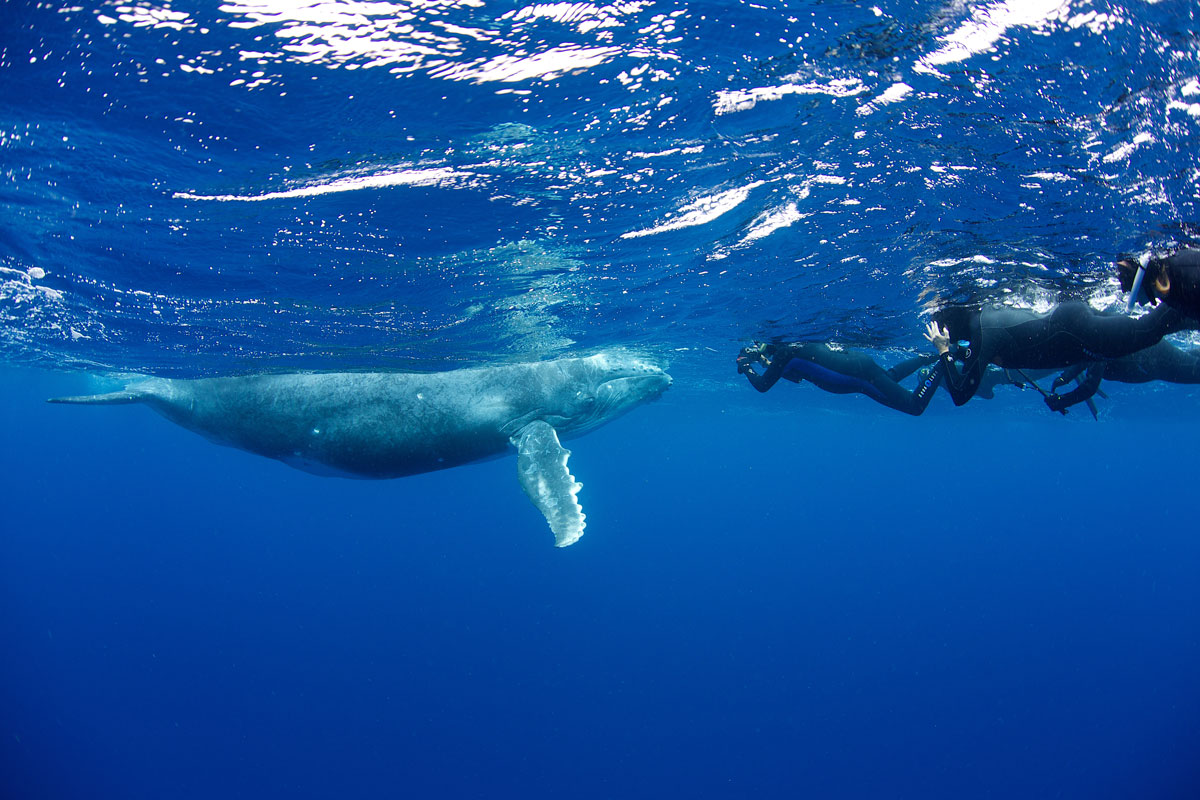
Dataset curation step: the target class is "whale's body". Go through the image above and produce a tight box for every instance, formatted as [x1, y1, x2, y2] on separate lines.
[51, 352, 671, 547]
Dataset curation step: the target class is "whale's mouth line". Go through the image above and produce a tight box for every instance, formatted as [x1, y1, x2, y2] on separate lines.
[600, 372, 671, 396]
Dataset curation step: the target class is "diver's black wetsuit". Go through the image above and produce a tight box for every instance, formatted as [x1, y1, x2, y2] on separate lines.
[1042, 340, 1200, 411]
[1102, 339, 1200, 383]
[933, 301, 1192, 406]
[888, 354, 1013, 399]
[739, 342, 944, 416]
[892, 337, 1200, 412]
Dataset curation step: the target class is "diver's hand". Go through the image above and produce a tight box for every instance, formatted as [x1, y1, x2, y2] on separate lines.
[924, 322, 951, 355]
[736, 344, 766, 374]
[1044, 392, 1070, 414]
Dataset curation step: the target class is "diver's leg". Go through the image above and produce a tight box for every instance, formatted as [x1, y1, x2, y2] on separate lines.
[1106, 341, 1200, 384]
[886, 354, 939, 382]
[804, 348, 943, 416]
[1144, 343, 1200, 383]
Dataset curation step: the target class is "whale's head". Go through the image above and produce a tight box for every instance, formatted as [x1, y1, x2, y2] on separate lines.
[541, 351, 671, 437]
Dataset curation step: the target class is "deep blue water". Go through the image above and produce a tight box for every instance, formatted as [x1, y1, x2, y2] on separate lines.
[4, 0, 1200, 797]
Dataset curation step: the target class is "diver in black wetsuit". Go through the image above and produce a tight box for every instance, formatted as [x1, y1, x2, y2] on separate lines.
[736, 341, 944, 416]
[1118, 248, 1200, 319]
[1086, 339, 1200, 383]
[1033, 340, 1200, 412]
[924, 300, 1193, 406]
[889, 339, 1200, 415]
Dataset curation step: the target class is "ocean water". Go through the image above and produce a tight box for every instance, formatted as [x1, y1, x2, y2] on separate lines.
[3, 0, 1200, 797]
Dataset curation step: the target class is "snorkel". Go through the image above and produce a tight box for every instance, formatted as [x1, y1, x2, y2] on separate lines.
[1126, 252, 1151, 313]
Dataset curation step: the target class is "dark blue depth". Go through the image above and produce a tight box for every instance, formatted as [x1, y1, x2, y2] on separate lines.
[3, 369, 1200, 799]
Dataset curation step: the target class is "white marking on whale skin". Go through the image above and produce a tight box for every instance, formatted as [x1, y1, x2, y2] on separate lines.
[50, 352, 671, 548]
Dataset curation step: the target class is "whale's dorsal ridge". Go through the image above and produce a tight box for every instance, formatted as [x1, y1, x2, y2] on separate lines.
[511, 420, 585, 547]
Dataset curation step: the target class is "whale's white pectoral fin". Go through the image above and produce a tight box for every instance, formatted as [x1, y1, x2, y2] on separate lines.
[511, 420, 585, 547]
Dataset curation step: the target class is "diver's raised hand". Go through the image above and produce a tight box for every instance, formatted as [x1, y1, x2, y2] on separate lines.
[924, 321, 951, 355]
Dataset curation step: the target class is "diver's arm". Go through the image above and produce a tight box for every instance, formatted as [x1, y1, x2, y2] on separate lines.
[738, 345, 789, 393]
[1051, 363, 1086, 389]
[1046, 364, 1105, 412]
[925, 321, 982, 406]
[743, 365, 779, 393]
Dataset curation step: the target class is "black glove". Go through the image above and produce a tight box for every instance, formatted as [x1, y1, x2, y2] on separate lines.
[1044, 392, 1070, 414]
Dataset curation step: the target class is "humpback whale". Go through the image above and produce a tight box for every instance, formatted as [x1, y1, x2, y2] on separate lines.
[50, 352, 671, 547]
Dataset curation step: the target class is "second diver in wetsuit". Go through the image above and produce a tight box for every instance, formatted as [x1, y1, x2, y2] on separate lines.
[736, 341, 944, 416]
[1025, 339, 1200, 413]
[924, 300, 1193, 406]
